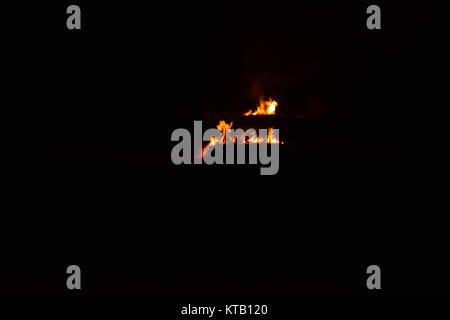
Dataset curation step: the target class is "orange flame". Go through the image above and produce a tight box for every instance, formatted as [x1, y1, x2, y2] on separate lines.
[217, 120, 233, 134]
[201, 120, 232, 157]
[200, 121, 283, 158]
[245, 128, 282, 144]
[199, 98, 283, 158]
[267, 128, 281, 144]
[244, 98, 278, 116]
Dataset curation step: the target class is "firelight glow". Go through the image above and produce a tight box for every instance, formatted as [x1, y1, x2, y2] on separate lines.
[243, 98, 278, 116]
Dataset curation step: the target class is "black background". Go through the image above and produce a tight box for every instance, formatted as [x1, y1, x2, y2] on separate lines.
[3, 1, 447, 299]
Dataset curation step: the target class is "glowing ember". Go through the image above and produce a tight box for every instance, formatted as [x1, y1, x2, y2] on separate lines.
[244, 98, 278, 116]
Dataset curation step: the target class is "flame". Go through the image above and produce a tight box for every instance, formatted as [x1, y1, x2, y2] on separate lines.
[244, 98, 278, 116]
[217, 120, 233, 133]
[267, 128, 281, 144]
[201, 120, 232, 157]
[200, 121, 282, 158]
[245, 128, 282, 144]
[198, 98, 283, 159]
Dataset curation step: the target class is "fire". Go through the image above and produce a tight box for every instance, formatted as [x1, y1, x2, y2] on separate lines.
[201, 120, 233, 157]
[217, 120, 233, 133]
[267, 128, 281, 144]
[246, 128, 281, 144]
[244, 98, 278, 116]
[201, 121, 282, 158]
[199, 98, 283, 158]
